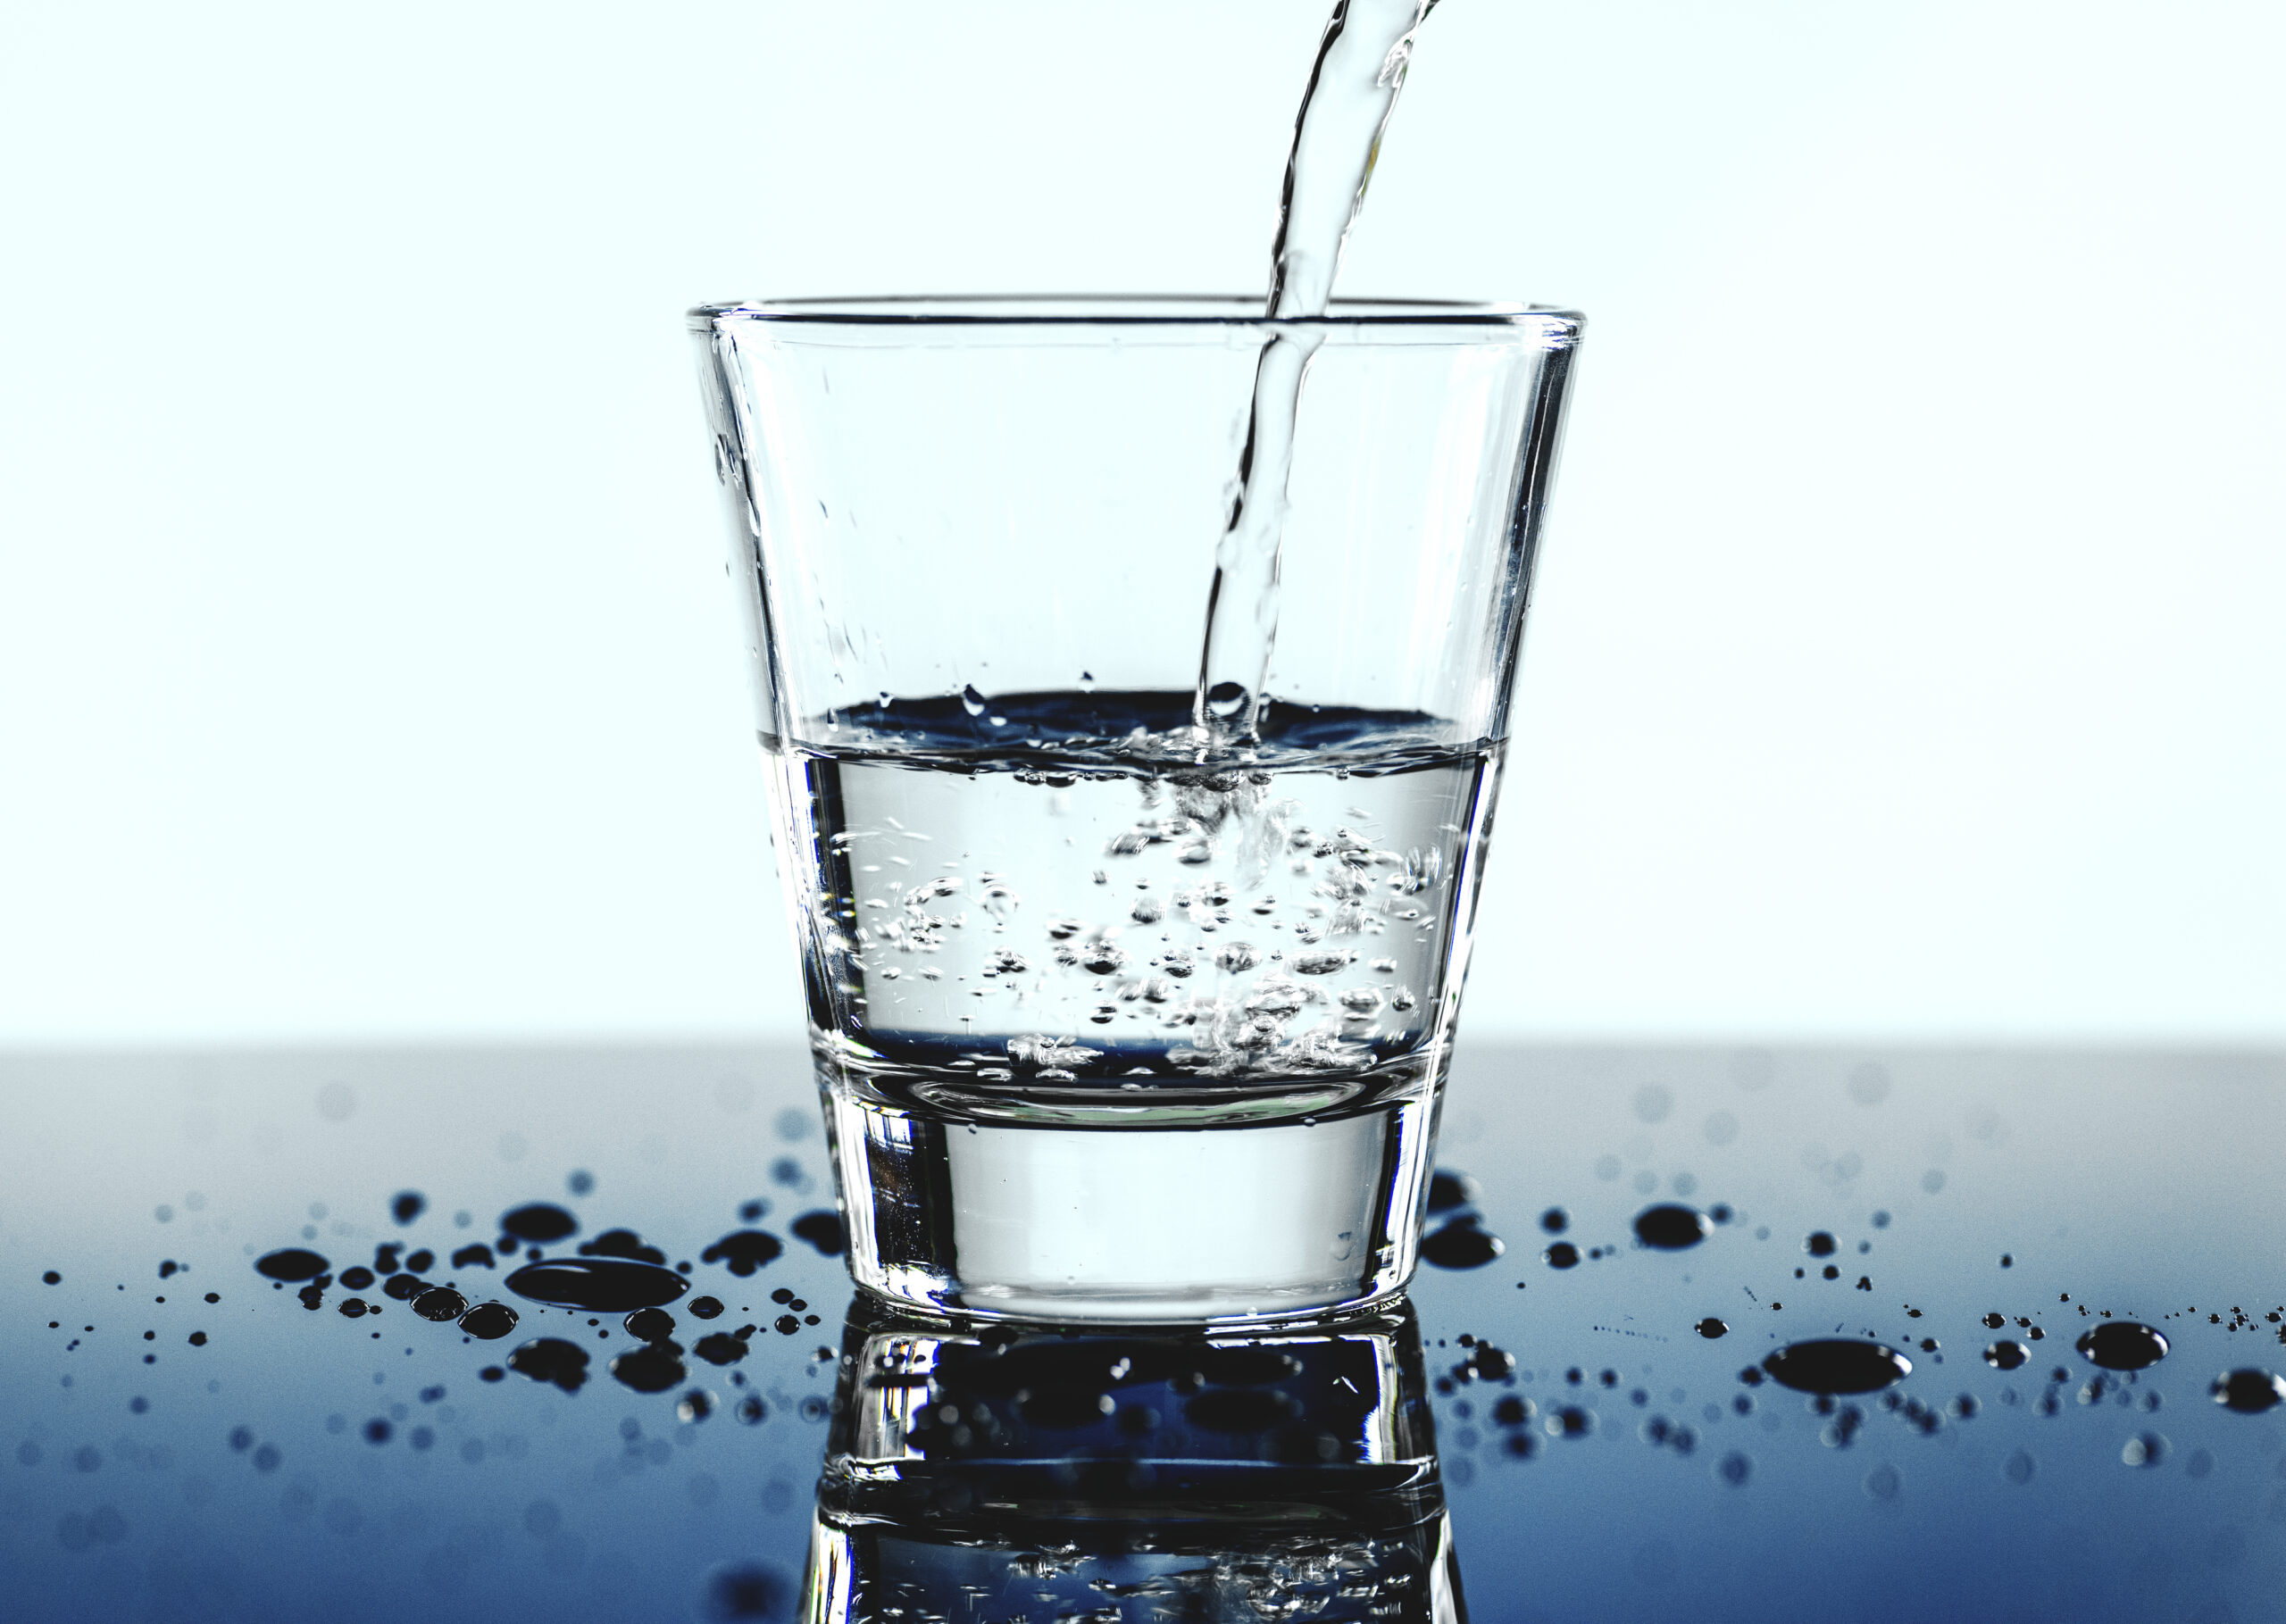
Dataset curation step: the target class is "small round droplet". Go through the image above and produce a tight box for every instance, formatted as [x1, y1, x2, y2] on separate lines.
[1805, 1232, 1837, 1258]
[1539, 1207, 1568, 1235]
[1696, 1318, 1728, 1339]
[2076, 1322, 2168, 1372]
[960, 684, 988, 717]
[2210, 1369, 2286, 1413]
[1543, 1242, 1580, 1270]
[1983, 1340, 2030, 1371]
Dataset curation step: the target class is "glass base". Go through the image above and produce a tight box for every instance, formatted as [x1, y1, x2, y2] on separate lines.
[817, 1050, 1444, 1323]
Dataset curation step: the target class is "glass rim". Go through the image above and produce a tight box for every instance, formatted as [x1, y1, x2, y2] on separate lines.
[688, 294, 1583, 339]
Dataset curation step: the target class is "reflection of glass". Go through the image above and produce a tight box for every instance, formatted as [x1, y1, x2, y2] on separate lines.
[800, 1298, 1463, 1621]
[692, 299, 1581, 1323]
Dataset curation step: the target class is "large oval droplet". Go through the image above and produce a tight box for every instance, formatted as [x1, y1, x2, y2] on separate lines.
[1632, 1204, 1710, 1250]
[1420, 1220, 1503, 1270]
[1762, 1339, 1912, 1395]
[2076, 1322, 2168, 1371]
[505, 1258, 688, 1312]
[253, 1248, 330, 1282]
[498, 1203, 578, 1244]
[2211, 1369, 2285, 1413]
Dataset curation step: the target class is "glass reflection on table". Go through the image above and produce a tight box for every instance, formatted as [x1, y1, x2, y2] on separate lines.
[803, 1298, 1464, 1622]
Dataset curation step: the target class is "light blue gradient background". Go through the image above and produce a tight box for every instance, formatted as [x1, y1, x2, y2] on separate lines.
[3, 1, 2282, 1048]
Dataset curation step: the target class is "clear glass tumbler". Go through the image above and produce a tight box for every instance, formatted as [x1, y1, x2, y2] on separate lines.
[690, 297, 1581, 1322]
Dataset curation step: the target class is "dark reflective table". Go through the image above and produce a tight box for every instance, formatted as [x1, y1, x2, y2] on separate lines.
[4, 1044, 2282, 1621]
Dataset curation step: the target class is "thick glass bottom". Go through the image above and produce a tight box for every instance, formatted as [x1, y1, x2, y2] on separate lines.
[816, 1047, 1445, 1323]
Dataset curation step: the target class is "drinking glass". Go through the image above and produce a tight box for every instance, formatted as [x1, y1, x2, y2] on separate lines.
[690, 297, 1581, 1322]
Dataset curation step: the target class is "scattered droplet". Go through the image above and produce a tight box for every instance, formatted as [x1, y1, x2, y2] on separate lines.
[624, 1308, 677, 1343]
[1420, 1220, 1502, 1270]
[1762, 1340, 1913, 1395]
[499, 1203, 579, 1244]
[693, 1333, 748, 1367]
[505, 1337, 590, 1393]
[1546, 1405, 1594, 1438]
[789, 1212, 847, 1257]
[2211, 1369, 2286, 1413]
[1426, 1170, 1478, 1213]
[1696, 1318, 1728, 1339]
[253, 1249, 329, 1283]
[2121, 1432, 2167, 1468]
[412, 1287, 468, 1323]
[1805, 1232, 1836, 1258]
[1984, 1341, 2030, 1371]
[578, 1229, 666, 1265]
[2077, 1322, 2168, 1371]
[700, 1231, 785, 1277]
[609, 1344, 687, 1394]
[1633, 1204, 1710, 1251]
[505, 1259, 689, 1312]
[457, 1302, 518, 1340]
[697, 1561, 790, 1624]
[1544, 1242, 1580, 1270]
[1539, 1207, 1568, 1234]
[390, 1192, 425, 1226]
